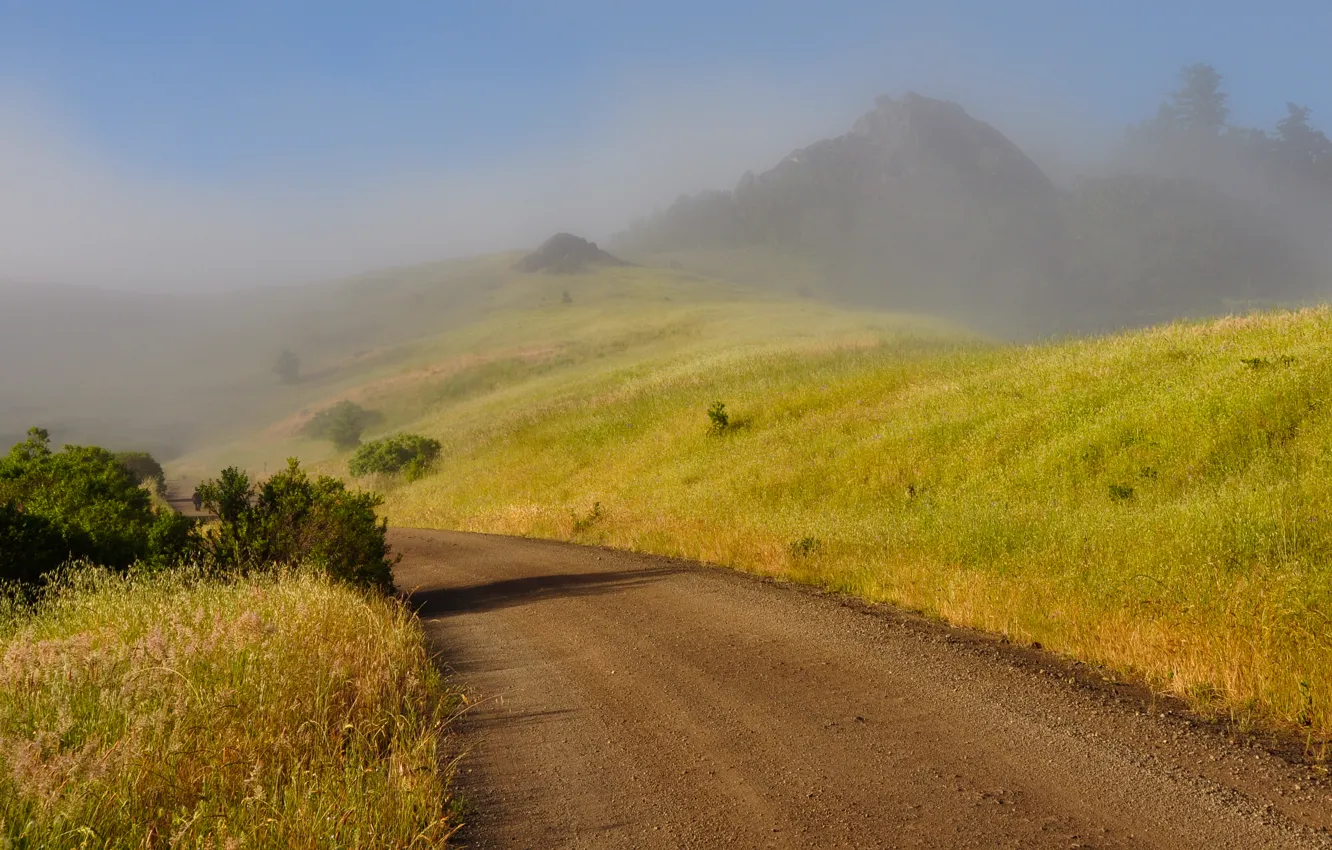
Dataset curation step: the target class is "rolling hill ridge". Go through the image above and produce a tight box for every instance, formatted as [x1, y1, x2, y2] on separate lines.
[618, 92, 1323, 334]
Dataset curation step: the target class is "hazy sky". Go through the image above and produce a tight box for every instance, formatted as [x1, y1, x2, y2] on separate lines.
[3, 1, 1329, 289]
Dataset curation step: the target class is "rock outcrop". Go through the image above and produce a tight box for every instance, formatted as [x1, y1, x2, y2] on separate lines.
[515, 233, 629, 274]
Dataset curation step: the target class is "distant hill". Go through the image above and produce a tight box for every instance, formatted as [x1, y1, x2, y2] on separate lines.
[616, 93, 1323, 335]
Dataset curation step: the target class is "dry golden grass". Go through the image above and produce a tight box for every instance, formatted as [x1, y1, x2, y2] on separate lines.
[0, 568, 459, 848]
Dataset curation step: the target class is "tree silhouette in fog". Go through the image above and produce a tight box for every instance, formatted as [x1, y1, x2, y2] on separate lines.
[273, 349, 300, 385]
[1170, 64, 1229, 136]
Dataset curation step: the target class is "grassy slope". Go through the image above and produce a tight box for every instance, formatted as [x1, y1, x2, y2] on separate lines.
[0, 569, 458, 848]
[171, 259, 957, 480]
[383, 299, 1332, 740]
[179, 256, 1332, 741]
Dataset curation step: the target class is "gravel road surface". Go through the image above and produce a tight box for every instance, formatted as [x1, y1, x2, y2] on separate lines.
[393, 529, 1332, 849]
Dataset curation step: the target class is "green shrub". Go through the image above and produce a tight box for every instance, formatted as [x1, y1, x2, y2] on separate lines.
[195, 459, 396, 592]
[304, 400, 382, 450]
[0, 428, 194, 584]
[1, 431, 394, 592]
[114, 450, 166, 495]
[1108, 483, 1136, 501]
[707, 400, 730, 432]
[0, 504, 65, 587]
[348, 434, 442, 480]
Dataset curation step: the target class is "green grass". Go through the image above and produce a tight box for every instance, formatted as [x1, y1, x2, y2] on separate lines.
[355, 302, 1332, 744]
[0, 568, 459, 848]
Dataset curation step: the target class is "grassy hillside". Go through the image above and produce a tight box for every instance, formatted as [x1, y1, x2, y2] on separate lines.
[174, 255, 1332, 743]
[0, 568, 459, 848]
[355, 300, 1332, 742]
[169, 261, 961, 480]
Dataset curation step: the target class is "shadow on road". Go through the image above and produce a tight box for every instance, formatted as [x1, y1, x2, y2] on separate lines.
[410, 567, 681, 617]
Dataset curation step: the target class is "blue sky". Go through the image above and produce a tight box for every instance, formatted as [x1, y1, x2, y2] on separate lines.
[2, 1, 1330, 286]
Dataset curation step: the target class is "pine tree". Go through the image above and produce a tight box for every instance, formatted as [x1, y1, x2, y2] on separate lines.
[1275, 103, 1332, 169]
[1171, 64, 1229, 135]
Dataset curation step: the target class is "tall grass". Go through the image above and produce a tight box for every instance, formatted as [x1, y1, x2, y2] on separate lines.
[0, 568, 459, 848]
[380, 306, 1332, 743]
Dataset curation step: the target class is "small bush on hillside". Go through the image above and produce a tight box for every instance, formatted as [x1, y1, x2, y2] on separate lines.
[304, 400, 382, 450]
[195, 458, 396, 592]
[349, 433, 442, 480]
[707, 400, 730, 433]
[571, 501, 604, 533]
[114, 450, 166, 495]
[0, 428, 195, 584]
[789, 536, 822, 558]
[273, 347, 301, 384]
[1108, 483, 1136, 501]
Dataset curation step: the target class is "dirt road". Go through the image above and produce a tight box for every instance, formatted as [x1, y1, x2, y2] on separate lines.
[393, 529, 1332, 849]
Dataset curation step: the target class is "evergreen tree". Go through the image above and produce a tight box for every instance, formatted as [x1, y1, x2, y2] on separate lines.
[1275, 103, 1332, 171]
[1225, 126, 1273, 160]
[1171, 64, 1229, 135]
